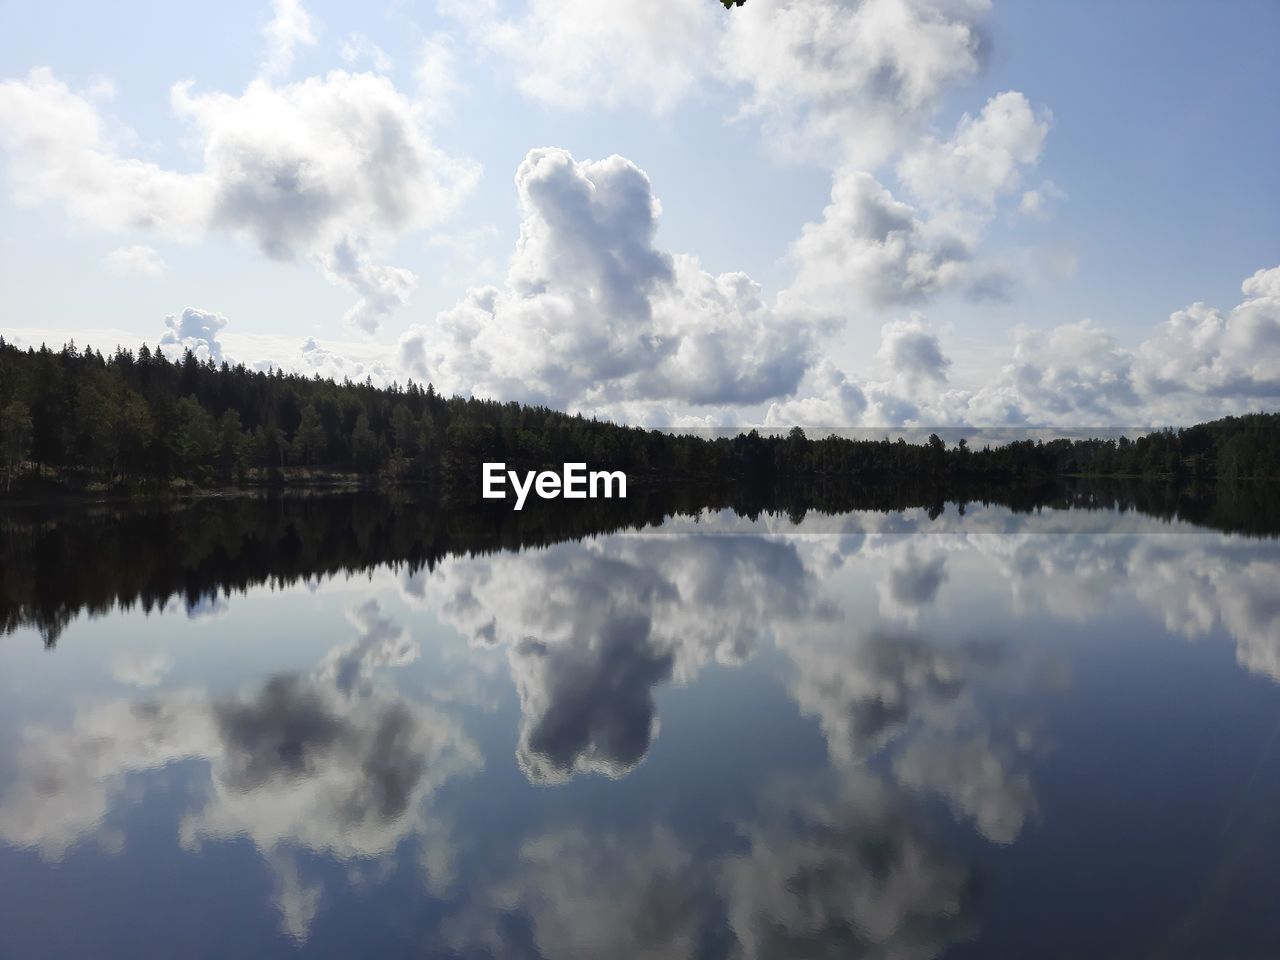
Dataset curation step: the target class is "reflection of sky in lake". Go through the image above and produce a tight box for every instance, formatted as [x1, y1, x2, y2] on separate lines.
[2, 509, 1279, 958]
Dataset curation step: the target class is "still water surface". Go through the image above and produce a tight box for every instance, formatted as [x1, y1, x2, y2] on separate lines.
[1, 495, 1278, 958]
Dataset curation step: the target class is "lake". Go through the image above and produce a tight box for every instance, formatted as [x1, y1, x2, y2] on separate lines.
[1, 491, 1278, 958]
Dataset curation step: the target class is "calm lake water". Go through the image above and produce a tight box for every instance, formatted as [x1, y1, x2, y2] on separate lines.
[1, 494, 1279, 958]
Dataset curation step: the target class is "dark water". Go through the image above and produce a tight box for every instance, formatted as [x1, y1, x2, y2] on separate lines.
[1, 492, 1279, 958]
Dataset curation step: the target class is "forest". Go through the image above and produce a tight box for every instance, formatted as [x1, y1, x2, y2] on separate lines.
[1, 337, 1279, 498]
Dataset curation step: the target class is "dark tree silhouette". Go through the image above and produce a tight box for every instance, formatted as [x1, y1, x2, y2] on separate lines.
[0, 336, 1278, 499]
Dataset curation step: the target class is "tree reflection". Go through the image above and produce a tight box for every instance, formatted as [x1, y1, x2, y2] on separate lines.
[4, 478, 1276, 645]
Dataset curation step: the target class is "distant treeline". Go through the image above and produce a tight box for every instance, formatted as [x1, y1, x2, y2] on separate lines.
[1, 338, 1278, 496]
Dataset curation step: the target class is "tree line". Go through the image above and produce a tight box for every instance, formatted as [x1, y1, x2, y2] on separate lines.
[1, 337, 1278, 497]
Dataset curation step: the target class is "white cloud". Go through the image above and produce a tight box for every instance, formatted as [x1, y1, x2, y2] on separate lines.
[788, 169, 985, 308]
[789, 92, 1047, 311]
[877, 314, 951, 385]
[1136, 265, 1280, 403]
[261, 0, 317, 80]
[443, 0, 989, 164]
[399, 148, 817, 409]
[771, 262, 1280, 428]
[103, 244, 167, 277]
[965, 319, 1139, 426]
[720, 0, 992, 165]
[413, 34, 461, 122]
[341, 33, 393, 74]
[0, 46, 476, 333]
[159, 306, 229, 364]
[766, 315, 959, 428]
[294, 334, 397, 383]
[897, 91, 1049, 222]
[0, 68, 211, 237]
[441, 0, 718, 113]
[1019, 179, 1065, 219]
[764, 359, 869, 427]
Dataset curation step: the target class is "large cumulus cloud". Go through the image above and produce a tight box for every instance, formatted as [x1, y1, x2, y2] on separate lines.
[399, 148, 819, 410]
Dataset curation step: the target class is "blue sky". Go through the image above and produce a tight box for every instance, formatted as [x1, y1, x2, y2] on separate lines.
[1, 0, 1277, 427]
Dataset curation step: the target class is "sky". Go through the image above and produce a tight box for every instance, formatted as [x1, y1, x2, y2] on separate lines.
[0, 0, 1277, 428]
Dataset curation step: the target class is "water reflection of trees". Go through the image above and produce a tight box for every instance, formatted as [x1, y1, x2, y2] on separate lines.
[4, 478, 1277, 645]
[7, 515, 1280, 955]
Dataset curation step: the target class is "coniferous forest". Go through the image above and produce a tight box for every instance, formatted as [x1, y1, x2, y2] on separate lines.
[1, 337, 1279, 498]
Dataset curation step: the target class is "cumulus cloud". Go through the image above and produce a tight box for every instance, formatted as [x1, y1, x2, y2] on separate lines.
[1136, 265, 1280, 402]
[763, 359, 870, 427]
[878, 314, 951, 385]
[315, 599, 418, 695]
[896, 91, 1049, 225]
[159, 307, 229, 364]
[965, 319, 1139, 426]
[790, 93, 1047, 311]
[720, 0, 991, 165]
[0, 24, 476, 333]
[103, 244, 167, 277]
[789, 169, 973, 308]
[294, 335, 397, 383]
[950, 264, 1280, 425]
[442, 0, 987, 164]
[771, 261, 1280, 428]
[0, 68, 211, 237]
[766, 315, 957, 428]
[441, 0, 718, 113]
[399, 148, 818, 409]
